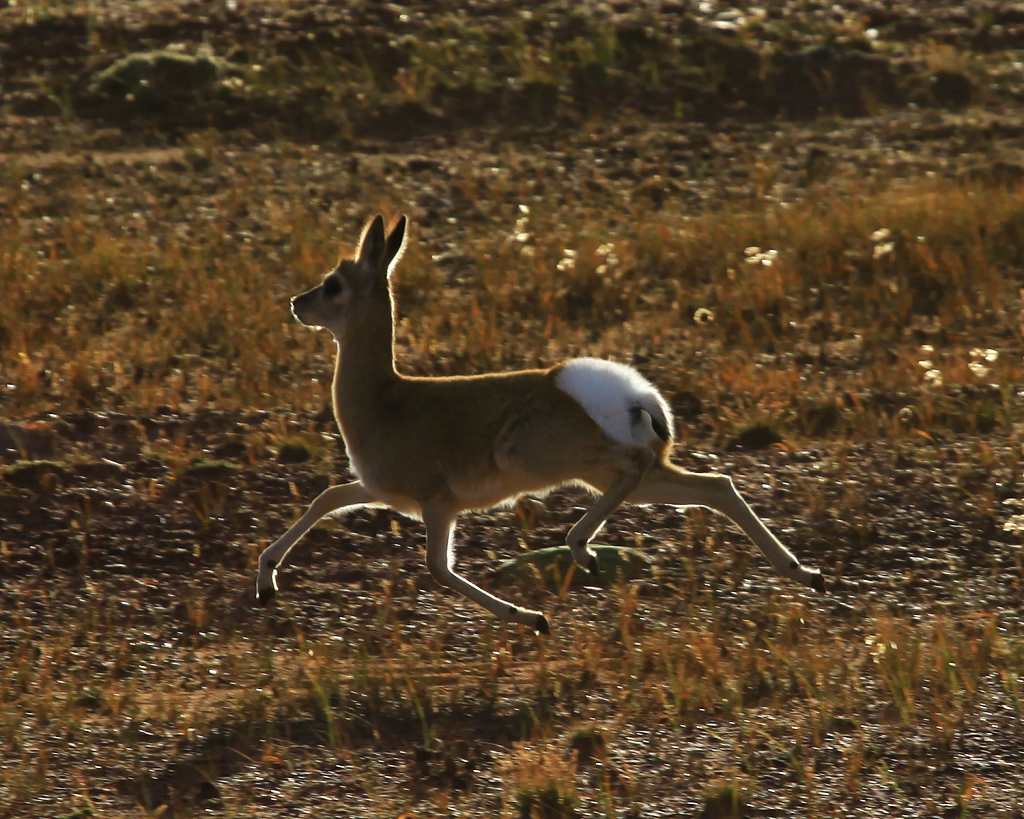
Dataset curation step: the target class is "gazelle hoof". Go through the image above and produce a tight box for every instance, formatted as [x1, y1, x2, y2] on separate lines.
[255, 561, 279, 605]
[255, 584, 276, 606]
[533, 614, 550, 635]
[808, 570, 826, 593]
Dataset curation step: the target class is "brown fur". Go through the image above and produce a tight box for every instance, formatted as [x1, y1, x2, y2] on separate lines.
[320, 219, 667, 518]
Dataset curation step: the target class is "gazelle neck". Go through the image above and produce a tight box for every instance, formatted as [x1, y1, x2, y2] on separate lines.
[333, 290, 398, 420]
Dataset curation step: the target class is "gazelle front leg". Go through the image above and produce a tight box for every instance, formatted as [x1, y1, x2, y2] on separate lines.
[255, 481, 376, 603]
[632, 464, 825, 591]
[422, 501, 549, 634]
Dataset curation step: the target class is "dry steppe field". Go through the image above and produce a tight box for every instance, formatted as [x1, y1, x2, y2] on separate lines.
[2, 1, 1024, 816]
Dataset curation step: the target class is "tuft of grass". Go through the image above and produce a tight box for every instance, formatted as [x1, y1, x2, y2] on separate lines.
[507, 744, 579, 819]
[567, 724, 606, 763]
[869, 613, 998, 744]
[700, 773, 751, 818]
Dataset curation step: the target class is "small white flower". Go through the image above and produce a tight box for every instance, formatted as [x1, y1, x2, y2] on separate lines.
[968, 362, 990, 379]
[873, 241, 895, 259]
[744, 247, 778, 266]
[693, 307, 716, 324]
[518, 204, 530, 215]
[871, 228, 891, 242]
[924, 368, 943, 387]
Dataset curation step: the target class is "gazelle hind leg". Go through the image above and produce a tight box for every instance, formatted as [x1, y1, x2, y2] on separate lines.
[567, 447, 657, 573]
[422, 502, 548, 634]
[255, 481, 376, 603]
[631, 463, 825, 591]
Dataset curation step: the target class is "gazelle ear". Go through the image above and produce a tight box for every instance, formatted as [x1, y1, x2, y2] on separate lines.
[356, 215, 387, 270]
[384, 215, 408, 278]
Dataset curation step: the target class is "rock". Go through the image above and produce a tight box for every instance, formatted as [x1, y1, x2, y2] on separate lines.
[405, 156, 445, 173]
[673, 391, 703, 420]
[212, 439, 248, 460]
[277, 442, 311, 464]
[2, 460, 67, 492]
[365, 100, 445, 138]
[802, 402, 843, 436]
[0, 422, 58, 459]
[179, 459, 240, 483]
[75, 459, 128, 482]
[727, 424, 783, 451]
[62, 412, 102, 440]
[632, 174, 680, 210]
[931, 70, 972, 108]
[960, 160, 1024, 186]
[771, 45, 898, 118]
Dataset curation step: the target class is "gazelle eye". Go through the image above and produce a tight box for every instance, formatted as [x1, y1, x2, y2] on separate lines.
[323, 277, 341, 297]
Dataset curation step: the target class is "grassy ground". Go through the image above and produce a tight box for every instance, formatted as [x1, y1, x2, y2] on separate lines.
[2, 1, 1024, 817]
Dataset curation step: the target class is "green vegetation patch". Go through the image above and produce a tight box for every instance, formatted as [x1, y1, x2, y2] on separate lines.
[1, 459, 67, 491]
[87, 50, 228, 104]
[494, 544, 651, 590]
[177, 458, 240, 483]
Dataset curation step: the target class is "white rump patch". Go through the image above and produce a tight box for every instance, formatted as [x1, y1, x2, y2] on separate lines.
[555, 357, 674, 446]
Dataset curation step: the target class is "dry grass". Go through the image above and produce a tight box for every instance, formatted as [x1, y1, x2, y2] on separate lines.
[3, 579, 1023, 814]
[4, 171, 1022, 441]
[3, 3, 1024, 813]
[4, 160, 1024, 814]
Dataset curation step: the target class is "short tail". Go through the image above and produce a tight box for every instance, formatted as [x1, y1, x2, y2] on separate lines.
[631, 404, 672, 445]
[554, 358, 675, 447]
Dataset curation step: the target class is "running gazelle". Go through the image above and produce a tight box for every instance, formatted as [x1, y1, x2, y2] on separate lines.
[255, 214, 825, 633]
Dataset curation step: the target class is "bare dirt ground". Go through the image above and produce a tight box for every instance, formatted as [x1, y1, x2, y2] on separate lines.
[2, 2, 1024, 817]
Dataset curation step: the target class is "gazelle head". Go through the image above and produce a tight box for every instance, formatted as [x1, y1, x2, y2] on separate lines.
[291, 214, 407, 336]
